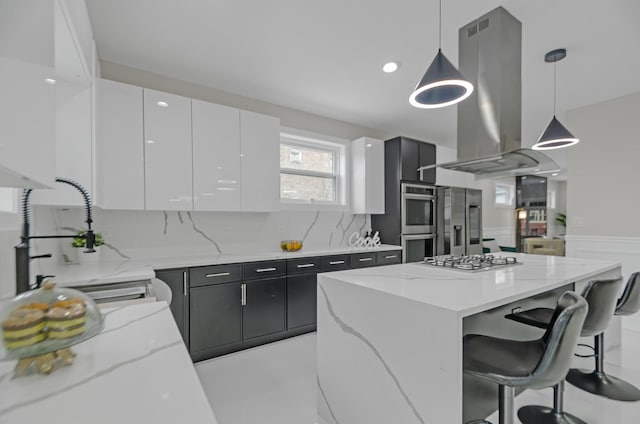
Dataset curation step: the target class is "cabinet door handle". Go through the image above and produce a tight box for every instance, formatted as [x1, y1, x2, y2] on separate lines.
[359, 257, 373, 262]
[205, 272, 230, 278]
[329, 260, 345, 265]
[296, 263, 315, 268]
[256, 267, 277, 273]
[385, 255, 398, 259]
[241, 283, 246, 306]
[183, 272, 187, 296]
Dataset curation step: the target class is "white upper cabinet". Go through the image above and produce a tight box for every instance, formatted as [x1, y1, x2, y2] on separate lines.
[32, 0, 95, 205]
[351, 137, 385, 214]
[0, 0, 56, 189]
[192, 100, 241, 211]
[240, 110, 280, 212]
[95, 78, 144, 210]
[31, 81, 92, 206]
[143, 89, 193, 211]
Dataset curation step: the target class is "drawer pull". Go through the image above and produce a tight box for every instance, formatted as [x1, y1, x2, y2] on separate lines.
[297, 263, 315, 268]
[329, 260, 345, 265]
[205, 272, 230, 278]
[256, 267, 277, 273]
[384, 255, 398, 259]
[359, 257, 373, 262]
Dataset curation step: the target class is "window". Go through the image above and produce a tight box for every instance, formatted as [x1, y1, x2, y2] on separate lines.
[280, 130, 346, 206]
[495, 183, 514, 207]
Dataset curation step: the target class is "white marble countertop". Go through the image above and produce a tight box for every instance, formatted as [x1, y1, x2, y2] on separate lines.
[51, 244, 402, 287]
[0, 302, 217, 424]
[319, 253, 621, 316]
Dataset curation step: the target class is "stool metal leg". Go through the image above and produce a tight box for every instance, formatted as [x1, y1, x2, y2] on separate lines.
[499, 385, 515, 424]
[566, 333, 640, 401]
[518, 381, 587, 424]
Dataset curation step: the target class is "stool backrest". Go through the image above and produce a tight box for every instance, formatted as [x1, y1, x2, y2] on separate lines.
[616, 272, 640, 316]
[580, 278, 623, 336]
[530, 291, 588, 389]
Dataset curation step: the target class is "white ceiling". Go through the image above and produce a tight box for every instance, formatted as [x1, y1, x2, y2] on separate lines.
[86, 0, 640, 173]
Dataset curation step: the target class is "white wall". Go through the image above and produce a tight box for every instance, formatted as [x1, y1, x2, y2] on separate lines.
[565, 90, 640, 330]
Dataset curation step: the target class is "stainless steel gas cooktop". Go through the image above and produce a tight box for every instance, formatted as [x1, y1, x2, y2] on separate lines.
[422, 254, 521, 272]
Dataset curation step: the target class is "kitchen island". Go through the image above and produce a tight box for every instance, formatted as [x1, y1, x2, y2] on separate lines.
[0, 302, 217, 424]
[316, 253, 621, 424]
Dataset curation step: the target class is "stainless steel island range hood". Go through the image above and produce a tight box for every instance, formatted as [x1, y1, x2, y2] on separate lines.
[429, 7, 559, 179]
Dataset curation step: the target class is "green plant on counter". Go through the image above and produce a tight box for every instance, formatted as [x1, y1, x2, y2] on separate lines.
[556, 213, 567, 228]
[72, 231, 104, 248]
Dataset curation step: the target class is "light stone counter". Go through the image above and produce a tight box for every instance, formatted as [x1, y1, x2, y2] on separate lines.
[0, 302, 217, 424]
[48, 244, 402, 287]
[316, 253, 622, 424]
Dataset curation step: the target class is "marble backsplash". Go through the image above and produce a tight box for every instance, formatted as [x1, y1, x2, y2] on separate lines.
[27, 206, 371, 272]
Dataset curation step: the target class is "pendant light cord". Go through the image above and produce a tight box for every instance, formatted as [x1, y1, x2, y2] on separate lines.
[553, 61, 557, 116]
[438, 0, 442, 50]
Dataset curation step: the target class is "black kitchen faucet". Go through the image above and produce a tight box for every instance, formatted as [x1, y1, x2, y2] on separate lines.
[14, 177, 96, 294]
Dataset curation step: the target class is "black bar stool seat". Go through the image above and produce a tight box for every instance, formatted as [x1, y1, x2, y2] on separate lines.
[566, 272, 640, 401]
[505, 277, 625, 423]
[464, 291, 588, 424]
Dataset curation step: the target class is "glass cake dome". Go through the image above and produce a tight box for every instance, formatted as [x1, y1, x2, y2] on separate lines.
[0, 279, 104, 361]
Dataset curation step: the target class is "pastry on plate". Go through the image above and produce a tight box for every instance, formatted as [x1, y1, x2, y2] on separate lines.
[46, 302, 87, 339]
[2, 309, 47, 349]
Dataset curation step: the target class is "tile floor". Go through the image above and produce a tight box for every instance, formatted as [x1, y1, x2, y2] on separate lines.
[195, 329, 640, 424]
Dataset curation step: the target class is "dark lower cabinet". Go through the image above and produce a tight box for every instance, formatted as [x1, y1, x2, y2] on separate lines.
[189, 282, 243, 361]
[155, 269, 188, 346]
[243, 277, 286, 341]
[185, 250, 402, 362]
[287, 273, 317, 331]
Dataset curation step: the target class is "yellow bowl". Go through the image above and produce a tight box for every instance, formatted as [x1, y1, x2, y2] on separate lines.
[280, 240, 303, 252]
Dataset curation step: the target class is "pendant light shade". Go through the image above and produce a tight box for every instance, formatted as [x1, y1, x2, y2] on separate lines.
[532, 48, 579, 151]
[409, 0, 473, 109]
[409, 49, 474, 109]
[532, 116, 579, 150]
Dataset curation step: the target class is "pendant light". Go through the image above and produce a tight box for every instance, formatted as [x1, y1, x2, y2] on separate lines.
[409, 0, 473, 109]
[532, 48, 579, 150]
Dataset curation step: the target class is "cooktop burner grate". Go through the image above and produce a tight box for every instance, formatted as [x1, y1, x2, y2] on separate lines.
[422, 254, 521, 272]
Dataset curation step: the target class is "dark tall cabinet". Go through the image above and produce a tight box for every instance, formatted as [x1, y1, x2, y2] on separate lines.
[373, 137, 437, 247]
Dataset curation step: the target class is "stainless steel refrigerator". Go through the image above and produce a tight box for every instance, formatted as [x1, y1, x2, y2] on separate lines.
[436, 187, 483, 256]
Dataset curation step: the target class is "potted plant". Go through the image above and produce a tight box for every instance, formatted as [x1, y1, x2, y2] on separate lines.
[556, 213, 567, 235]
[72, 231, 104, 264]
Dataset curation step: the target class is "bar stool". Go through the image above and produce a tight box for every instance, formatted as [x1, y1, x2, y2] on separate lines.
[464, 291, 588, 424]
[566, 272, 640, 401]
[505, 278, 623, 423]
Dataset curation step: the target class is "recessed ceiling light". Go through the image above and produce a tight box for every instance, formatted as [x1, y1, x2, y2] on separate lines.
[145, 140, 155, 144]
[44, 78, 56, 85]
[382, 61, 399, 73]
[156, 101, 169, 107]
[365, 143, 372, 148]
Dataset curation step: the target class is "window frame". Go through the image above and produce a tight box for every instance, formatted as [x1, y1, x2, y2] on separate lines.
[494, 182, 515, 208]
[279, 128, 349, 210]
